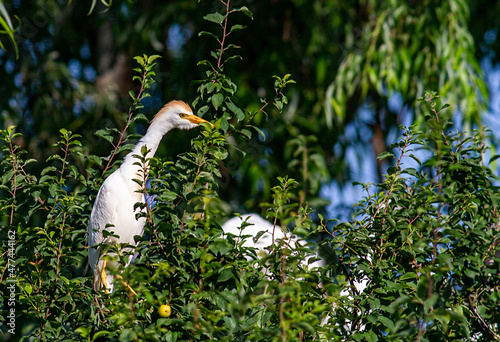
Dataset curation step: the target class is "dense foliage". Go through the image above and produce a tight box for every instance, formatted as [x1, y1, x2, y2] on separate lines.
[332, 92, 500, 341]
[1, 1, 499, 341]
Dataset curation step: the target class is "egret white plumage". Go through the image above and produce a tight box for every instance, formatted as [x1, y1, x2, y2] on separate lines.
[222, 214, 368, 329]
[222, 214, 325, 269]
[88, 100, 211, 293]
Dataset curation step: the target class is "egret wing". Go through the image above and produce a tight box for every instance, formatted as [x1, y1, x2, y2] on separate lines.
[87, 178, 119, 270]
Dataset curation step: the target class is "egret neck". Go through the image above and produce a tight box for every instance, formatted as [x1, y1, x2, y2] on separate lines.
[119, 120, 174, 187]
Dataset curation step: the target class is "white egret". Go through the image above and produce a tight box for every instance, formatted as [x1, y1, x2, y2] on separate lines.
[88, 100, 211, 293]
[221, 213, 325, 269]
[222, 214, 369, 330]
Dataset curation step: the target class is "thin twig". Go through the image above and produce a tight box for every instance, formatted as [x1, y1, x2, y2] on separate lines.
[245, 101, 270, 124]
[280, 246, 287, 342]
[468, 293, 500, 340]
[103, 68, 149, 174]
[58, 135, 70, 183]
[139, 156, 169, 259]
[217, 0, 231, 69]
[55, 213, 67, 275]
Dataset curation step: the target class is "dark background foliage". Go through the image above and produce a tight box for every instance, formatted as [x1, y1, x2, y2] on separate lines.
[1, 0, 500, 209]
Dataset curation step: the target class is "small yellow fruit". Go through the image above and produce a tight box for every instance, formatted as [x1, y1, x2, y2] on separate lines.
[158, 304, 172, 318]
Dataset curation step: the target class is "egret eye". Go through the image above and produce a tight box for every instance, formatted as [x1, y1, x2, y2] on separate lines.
[179, 113, 187, 118]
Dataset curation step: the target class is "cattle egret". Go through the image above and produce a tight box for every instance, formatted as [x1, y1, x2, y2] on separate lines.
[88, 100, 212, 294]
[221, 213, 325, 269]
[222, 214, 369, 330]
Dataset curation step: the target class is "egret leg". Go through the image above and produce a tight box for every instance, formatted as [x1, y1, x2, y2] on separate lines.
[99, 259, 137, 296]
[100, 260, 110, 294]
[116, 274, 137, 296]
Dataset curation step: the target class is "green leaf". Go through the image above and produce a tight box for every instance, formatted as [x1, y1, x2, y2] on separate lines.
[220, 116, 229, 132]
[24, 283, 32, 295]
[240, 129, 252, 139]
[226, 101, 245, 121]
[399, 272, 417, 280]
[0, 3, 19, 57]
[235, 6, 254, 19]
[159, 191, 178, 201]
[402, 167, 419, 177]
[294, 321, 316, 334]
[488, 154, 500, 165]
[41, 166, 57, 176]
[364, 330, 378, 342]
[132, 113, 148, 122]
[377, 151, 395, 160]
[197, 60, 214, 69]
[212, 93, 224, 110]
[253, 230, 267, 243]
[133, 55, 145, 66]
[409, 153, 422, 166]
[197, 105, 209, 116]
[464, 268, 476, 279]
[440, 103, 450, 111]
[92, 330, 112, 340]
[203, 12, 226, 24]
[230, 24, 246, 33]
[128, 90, 137, 102]
[251, 125, 266, 141]
[140, 145, 149, 156]
[147, 54, 162, 64]
[378, 316, 395, 331]
[217, 268, 233, 282]
[225, 44, 241, 50]
[424, 294, 439, 313]
[94, 129, 115, 144]
[387, 217, 396, 228]
[198, 31, 218, 40]
[223, 54, 243, 66]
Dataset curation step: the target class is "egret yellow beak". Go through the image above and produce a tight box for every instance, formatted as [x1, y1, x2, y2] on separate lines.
[183, 114, 214, 128]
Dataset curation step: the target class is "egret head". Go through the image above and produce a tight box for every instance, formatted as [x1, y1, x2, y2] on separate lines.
[151, 100, 212, 132]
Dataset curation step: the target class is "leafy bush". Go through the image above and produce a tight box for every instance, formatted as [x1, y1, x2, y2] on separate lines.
[329, 92, 500, 341]
[1, 2, 499, 342]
